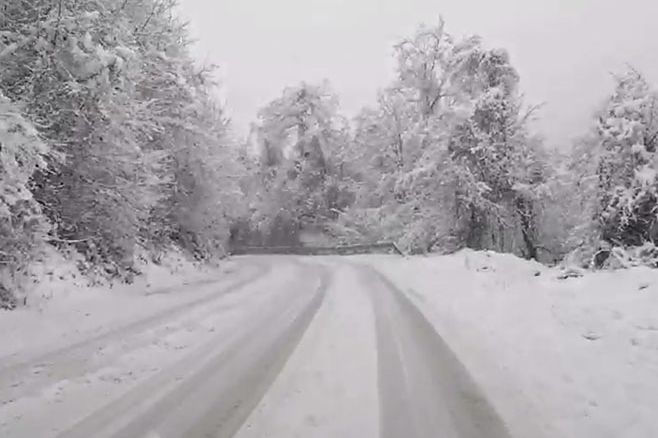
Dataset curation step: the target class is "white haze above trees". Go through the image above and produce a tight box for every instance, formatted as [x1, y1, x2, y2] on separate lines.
[2, 5, 657, 308]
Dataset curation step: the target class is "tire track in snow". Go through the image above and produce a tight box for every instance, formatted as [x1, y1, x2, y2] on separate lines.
[233, 261, 380, 438]
[56, 262, 330, 438]
[362, 264, 511, 438]
[0, 260, 269, 403]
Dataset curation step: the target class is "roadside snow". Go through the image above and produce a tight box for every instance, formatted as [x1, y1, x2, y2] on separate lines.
[364, 250, 658, 438]
[0, 251, 241, 361]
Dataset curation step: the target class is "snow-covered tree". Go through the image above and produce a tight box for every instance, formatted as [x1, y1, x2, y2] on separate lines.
[335, 20, 549, 256]
[0, 0, 240, 289]
[0, 93, 52, 307]
[595, 70, 658, 248]
[246, 82, 351, 245]
[446, 48, 546, 257]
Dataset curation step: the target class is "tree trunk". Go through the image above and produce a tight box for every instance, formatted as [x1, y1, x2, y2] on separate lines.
[516, 197, 538, 260]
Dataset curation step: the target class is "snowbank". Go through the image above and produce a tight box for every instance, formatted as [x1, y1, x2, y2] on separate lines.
[0, 249, 238, 360]
[365, 250, 658, 438]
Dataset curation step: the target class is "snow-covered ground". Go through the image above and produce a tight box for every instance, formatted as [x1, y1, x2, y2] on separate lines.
[0, 257, 318, 437]
[364, 250, 658, 438]
[0, 251, 242, 361]
[2, 251, 657, 437]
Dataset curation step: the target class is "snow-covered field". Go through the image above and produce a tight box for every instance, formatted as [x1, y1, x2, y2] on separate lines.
[365, 250, 658, 438]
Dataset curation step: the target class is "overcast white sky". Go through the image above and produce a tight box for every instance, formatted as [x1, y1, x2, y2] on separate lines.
[179, 0, 658, 148]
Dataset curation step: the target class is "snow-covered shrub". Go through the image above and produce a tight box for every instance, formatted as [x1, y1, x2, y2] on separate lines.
[0, 94, 51, 308]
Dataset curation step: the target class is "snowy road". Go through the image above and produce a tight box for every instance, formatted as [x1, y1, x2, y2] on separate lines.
[0, 256, 510, 438]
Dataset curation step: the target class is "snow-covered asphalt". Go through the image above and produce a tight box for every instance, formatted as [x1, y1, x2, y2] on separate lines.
[0, 256, 510, 438]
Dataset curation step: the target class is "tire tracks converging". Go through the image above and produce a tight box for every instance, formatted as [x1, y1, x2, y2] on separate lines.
[362, 265, 511, 438]
[2, 256, 515, 438]
[57, 262, 331, 438]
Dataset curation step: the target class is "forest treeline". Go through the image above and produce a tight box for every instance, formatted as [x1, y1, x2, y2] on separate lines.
[236, 20, 658, 269]
[2, 3, 657, 307]
[0, 0, 243, 307]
